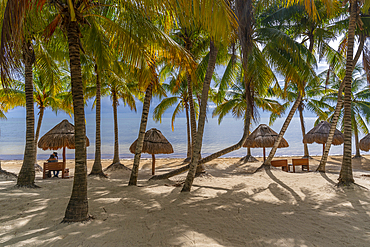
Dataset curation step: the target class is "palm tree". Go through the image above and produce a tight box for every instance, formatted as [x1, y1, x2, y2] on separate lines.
[32, 73, 73, 166]
[322, 65, 370, 158]
[0, 1, 41, 187]
[317, 4, 367, 173]
[153, 75, 197, 160]
[104, 64, 140, 170]
[277, 80, 333, 157]
[212, 60, 284, 161]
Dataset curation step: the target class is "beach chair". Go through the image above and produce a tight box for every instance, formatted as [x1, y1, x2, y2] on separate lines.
[271, 159, 289, 172]
[291, 158, 309, 173]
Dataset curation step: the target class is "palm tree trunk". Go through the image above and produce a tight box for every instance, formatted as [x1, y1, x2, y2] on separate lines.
[112, 88, 120, 164]
[34, 106, 44, 165]
[128, 83, 153, 186]
[317, 29, 364, 172]
[149, 105, 252, 181]
[63, 20, 89, 222]
[182, 41, 218, 192]
[185, 100, 192, 160]
[90, 65, 105, 176]
[262, 93, 302, 167]
[354, 127, 361, 158]
[186, 72, 197, 157]
[298, 103, 310, 158]
[17, 41, 36, 187]
[338, 0, 357, 186]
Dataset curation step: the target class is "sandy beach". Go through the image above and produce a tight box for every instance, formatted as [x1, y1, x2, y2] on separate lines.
[1, 155, 370, 246]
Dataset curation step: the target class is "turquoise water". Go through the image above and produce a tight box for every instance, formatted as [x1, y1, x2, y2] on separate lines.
[0, 104, 361, 161]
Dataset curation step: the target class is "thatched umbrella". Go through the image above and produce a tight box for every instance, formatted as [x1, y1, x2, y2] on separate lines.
[38, 119, 90, 164]
[359, 134, 370, 151]
[243, 124, 289, 161]
[129, 128, 174, 175]
[303, 121, 344, 154]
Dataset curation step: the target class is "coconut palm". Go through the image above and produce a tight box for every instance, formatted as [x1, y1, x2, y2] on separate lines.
[153, 75, 198, 160]
[321, 65, 370, 158]
[212, 59, 284, 160]
[0, 0, 46, 187]
[32, 73, 73, 165]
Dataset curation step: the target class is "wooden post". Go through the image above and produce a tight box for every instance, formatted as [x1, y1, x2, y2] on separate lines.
[152, 154, 155, 175]
[263, 147, 266, 162]
[62, 146, 66, 178]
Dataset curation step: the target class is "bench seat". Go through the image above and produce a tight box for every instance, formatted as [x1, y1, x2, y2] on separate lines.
[291, 158, 309, 173]
[271, 159, 289, 172]
[43, 162, 69, 179]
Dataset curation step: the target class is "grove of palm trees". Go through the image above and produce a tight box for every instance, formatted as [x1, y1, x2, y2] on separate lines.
[1, 0, 370, 246]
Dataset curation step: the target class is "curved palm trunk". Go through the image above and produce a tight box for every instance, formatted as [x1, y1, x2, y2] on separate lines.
[17, 41, 36, 187]
[34, 106, 44, 166]
[298, 103, 310, 158]
[261, 93, 302, 167]
[338, 0, 357, 186]
[63, 21, 89, 222]
[185, 100, 192, 160]
[317, 31, 364, 172]
[128, 83, 153, 186]
[317, 2, 362, 173]
[90, 66, 105, 176]
[150, 105, 251, 181]
[182, 41, 218, 192]
[112, 89, 120, 164]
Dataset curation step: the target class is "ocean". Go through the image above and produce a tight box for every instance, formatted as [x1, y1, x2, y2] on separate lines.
[0, 97, 360, 161]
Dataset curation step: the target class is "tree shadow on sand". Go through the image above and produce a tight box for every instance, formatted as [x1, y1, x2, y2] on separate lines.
[1, 168, 370, 246]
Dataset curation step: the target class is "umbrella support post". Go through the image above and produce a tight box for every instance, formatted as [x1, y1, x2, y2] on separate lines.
[263, 148, 266, 162]
[152, 154, 155, 175]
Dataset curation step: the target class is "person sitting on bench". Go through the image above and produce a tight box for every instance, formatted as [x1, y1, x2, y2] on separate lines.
[47, 152, 59, 177]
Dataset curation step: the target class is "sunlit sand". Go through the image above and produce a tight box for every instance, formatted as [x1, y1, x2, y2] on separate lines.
[1, 155, 370, 246]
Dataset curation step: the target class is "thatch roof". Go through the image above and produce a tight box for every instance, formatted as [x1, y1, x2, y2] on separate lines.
[129, 128, 174, 154]
[243, 124, 289, 148]
[303, 121, 344, 145]
[38, 119, 90, 150]
[359, 134, 370, 151]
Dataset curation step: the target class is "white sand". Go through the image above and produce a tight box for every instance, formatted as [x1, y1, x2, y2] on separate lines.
[1, 155, 370, 246]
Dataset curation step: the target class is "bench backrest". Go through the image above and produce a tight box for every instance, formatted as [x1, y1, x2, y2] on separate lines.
[44, 162, 65, 170]
[292, 158, 309, 166]
[271, 159, 288, 167]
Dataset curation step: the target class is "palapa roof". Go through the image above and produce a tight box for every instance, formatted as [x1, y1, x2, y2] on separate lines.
[129, 128, 174, 154]
[303, 121, 344, 145]
[38, 119, 90, 150]
[359, 134, 370, 151]
[243, 124, 289, 148]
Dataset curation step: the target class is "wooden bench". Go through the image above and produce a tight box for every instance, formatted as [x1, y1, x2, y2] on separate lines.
[291, 158, 309, 173]
[43, 162, 69, 179]
[271, 159, 289, 172]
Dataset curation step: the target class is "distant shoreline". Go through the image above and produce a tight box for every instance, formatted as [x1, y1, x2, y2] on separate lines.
[0, 153, 349, 162]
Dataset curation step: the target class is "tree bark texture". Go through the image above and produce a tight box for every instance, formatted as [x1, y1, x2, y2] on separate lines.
[298, 103, 310, 158]
[263, 93, 302, 166]
[34, 107, 44, 165]
[186, 72, 197, 158]
[338, 0, 357, 186]
[63, 21, 89, 222]
[112, 88, 120, 164]
[317, 35, 364, 172]
[185, 100, 192, 159]
[17, 41, 36, 187]
[182, 41, 218, 192]
[354, 128, 361, 158]
[90, 66, 105, 176]
[128, 83, 153, 186]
